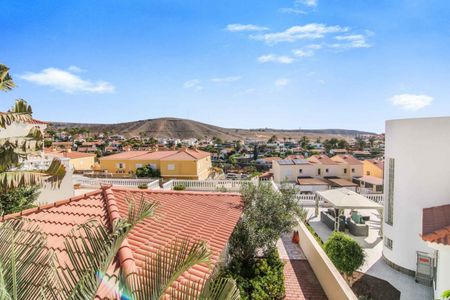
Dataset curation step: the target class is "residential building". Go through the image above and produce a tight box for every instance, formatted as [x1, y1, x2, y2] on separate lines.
[330, 154, 364, 179]
[353, 159, 385, 193]
[308, 155, 342, 178]
[45, 149, 96, 171]
[0, 186, 243, 296]
[99, 148, 212, 180]
[383, 117, 450, 299]
[363, 159, 384, 178]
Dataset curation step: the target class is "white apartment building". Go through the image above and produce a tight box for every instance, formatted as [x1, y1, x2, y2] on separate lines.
[383, 117, 450, 299]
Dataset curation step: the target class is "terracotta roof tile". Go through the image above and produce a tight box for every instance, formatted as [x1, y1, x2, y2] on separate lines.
[422, 204, 450, 245]
[1, 186, 243, 296]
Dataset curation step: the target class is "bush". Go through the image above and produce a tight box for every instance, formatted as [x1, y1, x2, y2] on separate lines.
[219, 250, 285, 300]
[135, 166, 161, 178]
[137, 183, 148, 189]
[324, 231, 365, 285]
[173, 184, 186, 191]
[0, 186, 39, 215]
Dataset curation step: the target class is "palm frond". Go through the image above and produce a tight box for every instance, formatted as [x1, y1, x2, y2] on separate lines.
[55, 196, 156, 299]
[0, 159, 66, 193]
[129, 239, 211, 300]
[0, 64, 15, 92]
[172, 276, 241, 300]
[0, 112, 32, 130]
[9, 99, 32, 114]
[0, 219, 57, 300]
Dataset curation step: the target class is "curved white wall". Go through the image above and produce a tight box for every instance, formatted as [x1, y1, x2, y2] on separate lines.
[383, 117, 450, 271]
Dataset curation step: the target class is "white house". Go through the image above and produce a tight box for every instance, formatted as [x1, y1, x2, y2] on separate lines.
[383, 117, 450, 299]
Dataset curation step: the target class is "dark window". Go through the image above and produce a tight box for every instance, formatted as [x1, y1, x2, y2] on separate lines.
[299, 169, 303, 174]
[325, 168, 329, 173]
[352, 168, 355, 173]
[318, 169, 321, 176]
[344, 168, 347, 174]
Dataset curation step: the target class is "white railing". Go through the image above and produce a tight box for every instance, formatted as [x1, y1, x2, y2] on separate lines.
[170, 179, 257, 192]
[12, 157, 72, 171]
[162, 180, 174, 190]
[362, 193, 384, 204]
[359, 187, 383, 194]
[147, 180, 161, 190]
[73, 175, 159, 188]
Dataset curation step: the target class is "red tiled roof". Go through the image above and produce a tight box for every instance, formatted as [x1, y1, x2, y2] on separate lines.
[1, 187, 243, 296]
[45, 149, 96, 159]
[422, 204, 450, 246]
[28, 118, 48, 125]
[366, 159, 384, 170]
[308, 155, 338, 165]
[285, 155, 304, 160]
[331, 155, 363, 165]
[99, 149, 211, 161]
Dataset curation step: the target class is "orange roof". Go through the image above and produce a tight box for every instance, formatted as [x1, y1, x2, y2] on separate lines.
[99, 149, 211, 162]
[308, 155, 338, 165]
[331, 155, 362, 165]
[262, 157, 282, 162]
[285, 154, 304, 160]
[160, 149, 211, 161]
[1, 186, 243, 297]
[28, 118, 48, 125]
[99, 151, 150, 160]
[422, 204, 450, 246]
[366, 159, 384, 170]
[45, 149, 96, 159]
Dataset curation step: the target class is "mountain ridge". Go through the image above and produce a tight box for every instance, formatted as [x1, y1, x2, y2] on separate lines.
[49, 117, 376, 141]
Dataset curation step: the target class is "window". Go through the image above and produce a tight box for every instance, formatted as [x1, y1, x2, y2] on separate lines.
[117, 163, 125, 169]
[384, 237, 393, 250]
[351, 168, 355, 173]
[149, 163, 157, 170]
[344, 168, 347, 174]
[135, 164, 143, 169]
[317, 169, 321, 176]
[366, 171, 370, 175]
[167, 164, 175, 171]
[325, 168, 329, 173]
[299, 169, 303, 174]
[385, 158, 395, 225]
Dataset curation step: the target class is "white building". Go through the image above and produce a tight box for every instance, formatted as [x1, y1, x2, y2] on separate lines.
[0, 118, 74, 205]
[383, 117, 450, 298]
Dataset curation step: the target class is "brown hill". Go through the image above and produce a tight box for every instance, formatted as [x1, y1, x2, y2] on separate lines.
[49, 117, 375, 141]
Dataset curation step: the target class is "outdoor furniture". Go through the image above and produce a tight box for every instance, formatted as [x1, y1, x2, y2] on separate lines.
[321, 209, 345, 232]
[347, 217, 369, 236]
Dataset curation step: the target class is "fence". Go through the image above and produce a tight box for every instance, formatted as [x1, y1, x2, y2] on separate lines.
[73, 175, 159, 189]
[168, 178, 258, 192]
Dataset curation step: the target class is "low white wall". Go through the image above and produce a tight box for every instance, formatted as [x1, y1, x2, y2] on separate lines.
[297, 221, 357, 300]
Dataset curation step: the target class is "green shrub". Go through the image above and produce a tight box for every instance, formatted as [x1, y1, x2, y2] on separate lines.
[442, 290, 450, 300]
[324, 231, 365, 285]
[137, 183, 148, 189]
[135, 166, 161, 178]
[0, 186, 39, 215]
[218, 249, 285, 300]
[173, 184, 186, 191]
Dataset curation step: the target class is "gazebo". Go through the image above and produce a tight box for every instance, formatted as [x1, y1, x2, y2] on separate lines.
[315, 188, 384, 235]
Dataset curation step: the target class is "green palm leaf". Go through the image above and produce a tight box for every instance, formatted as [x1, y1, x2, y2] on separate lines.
[54, 195, 157, 299]
[0, 65, 15, 92]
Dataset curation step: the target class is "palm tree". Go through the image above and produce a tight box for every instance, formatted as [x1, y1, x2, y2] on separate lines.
[0, 64, 15, 91]
[0, 196, 240, 300]
[0, 64, 65, 193]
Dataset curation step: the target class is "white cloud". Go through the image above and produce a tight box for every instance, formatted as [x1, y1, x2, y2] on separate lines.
[275, 78, 289, 87]
[389, 94, 433, 111]
[292, 44, 322, 57]
[225, 24, 269, 32]
[67, 65, 84, 73]
[331, 34, 371, 48]
[251, 23, 348, 45]
[257, 54, 294, 64]
[183, 79, 203, 90]
[278, 7, 306, 14]
[20, 67, 115, 94]
[296, 0, 318, 7]
[210, 76, 242, 83]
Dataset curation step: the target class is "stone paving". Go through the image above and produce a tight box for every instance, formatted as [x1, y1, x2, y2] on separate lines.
[277, 233, 327, 300]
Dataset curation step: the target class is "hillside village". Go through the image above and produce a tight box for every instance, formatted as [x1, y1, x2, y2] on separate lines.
[1, 2, 450, 299]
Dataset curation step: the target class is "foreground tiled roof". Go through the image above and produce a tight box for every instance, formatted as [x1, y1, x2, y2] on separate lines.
[422, 204, 450, 246]
[331, 154, 363, 165]
[1, 187, 243, 296]
[308, 155, 338, 165]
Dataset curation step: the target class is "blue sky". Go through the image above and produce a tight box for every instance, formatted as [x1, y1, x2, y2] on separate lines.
[1, 0, 449, 133]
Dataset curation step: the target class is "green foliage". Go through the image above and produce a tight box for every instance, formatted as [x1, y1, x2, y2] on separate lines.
[0, 186, 39, 215]
[137, 183, 148, 189]
[442, 289, 450, 299]
[135, 165, 161, 178]
[324, 232, 365, 277]
[219, 250, 284, 300]
[173, 184, 186, 191]
[305, 222, 324, 246]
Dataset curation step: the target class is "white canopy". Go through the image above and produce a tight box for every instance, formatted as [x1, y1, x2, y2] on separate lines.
[317, 188, 383, 210]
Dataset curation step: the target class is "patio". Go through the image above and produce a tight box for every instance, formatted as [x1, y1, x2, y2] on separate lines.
[305, 207, 433, 300]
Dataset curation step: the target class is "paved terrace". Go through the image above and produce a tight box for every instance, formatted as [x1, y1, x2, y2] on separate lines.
[277, 233, 327, 300]
[306, 207, 433, 300]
